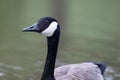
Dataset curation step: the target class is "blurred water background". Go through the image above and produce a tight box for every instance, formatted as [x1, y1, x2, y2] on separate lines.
[0, 0, 120, 80]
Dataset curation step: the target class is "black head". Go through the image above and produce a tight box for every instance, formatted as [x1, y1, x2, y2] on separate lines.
[22, 17, 60, 37]
[93, 62, 106, 75]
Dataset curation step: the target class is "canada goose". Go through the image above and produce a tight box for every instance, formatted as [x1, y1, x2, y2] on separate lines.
[22, 17, 106, 80]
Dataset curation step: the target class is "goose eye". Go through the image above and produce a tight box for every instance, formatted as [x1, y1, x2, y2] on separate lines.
[45, 20, 49, 23]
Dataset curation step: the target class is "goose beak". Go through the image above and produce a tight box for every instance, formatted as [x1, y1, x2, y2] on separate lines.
[22, 23, 39, 32]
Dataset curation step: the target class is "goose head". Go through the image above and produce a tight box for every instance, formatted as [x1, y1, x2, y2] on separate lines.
[22, 17, 60, 37]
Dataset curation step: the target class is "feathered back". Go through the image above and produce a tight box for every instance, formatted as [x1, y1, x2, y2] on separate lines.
[55, 63, 104, 80]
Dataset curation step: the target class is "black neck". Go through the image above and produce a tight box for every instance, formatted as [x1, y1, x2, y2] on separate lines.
[41, 27, 60, 80]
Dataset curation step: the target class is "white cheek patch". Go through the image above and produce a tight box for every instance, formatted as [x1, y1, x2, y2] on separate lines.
[41, 22, 58, 37]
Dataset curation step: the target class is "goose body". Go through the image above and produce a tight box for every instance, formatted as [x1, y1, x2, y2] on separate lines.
[22, 17, 106, 80]
[54, 63, 104, 80]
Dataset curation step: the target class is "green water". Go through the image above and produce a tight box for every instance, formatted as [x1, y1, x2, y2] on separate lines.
[0, 0, 120, 80]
